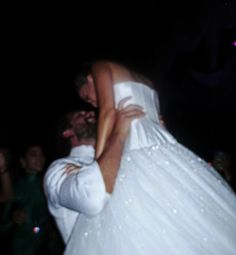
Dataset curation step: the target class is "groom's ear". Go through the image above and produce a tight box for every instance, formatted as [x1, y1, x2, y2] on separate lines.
[62, 129, 75, 138]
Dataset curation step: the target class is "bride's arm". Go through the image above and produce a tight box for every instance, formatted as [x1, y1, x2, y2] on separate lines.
[91, 61, 116, 159]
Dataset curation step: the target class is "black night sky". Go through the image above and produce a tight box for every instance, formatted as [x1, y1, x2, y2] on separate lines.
[1, 1, 236, 167]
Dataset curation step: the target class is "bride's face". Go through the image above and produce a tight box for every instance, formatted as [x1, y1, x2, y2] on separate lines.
[79, 76, 97, 108]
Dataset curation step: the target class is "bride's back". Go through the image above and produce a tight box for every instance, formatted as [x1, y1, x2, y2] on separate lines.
[107, 61, 154, 88]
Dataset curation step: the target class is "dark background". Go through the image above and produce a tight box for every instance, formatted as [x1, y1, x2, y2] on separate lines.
[1, 1, 236, 168]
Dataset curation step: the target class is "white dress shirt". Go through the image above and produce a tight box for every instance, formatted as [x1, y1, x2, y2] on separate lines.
[44, 145, 110, 243]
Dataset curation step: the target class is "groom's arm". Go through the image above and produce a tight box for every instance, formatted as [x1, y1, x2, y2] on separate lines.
[44, 158, 109, 216]
[44, 103, 145, 216]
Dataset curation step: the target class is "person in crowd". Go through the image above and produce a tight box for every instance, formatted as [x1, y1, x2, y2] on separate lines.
[0, 147, 12, 203]
[0, 147, 13, 255]
[0, 143, 63, 255]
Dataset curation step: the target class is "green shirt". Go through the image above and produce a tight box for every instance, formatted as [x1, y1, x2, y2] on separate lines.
[0, 172, 51, 255]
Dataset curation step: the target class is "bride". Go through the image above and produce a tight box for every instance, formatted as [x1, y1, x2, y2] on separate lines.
[65, 60, 236, 254]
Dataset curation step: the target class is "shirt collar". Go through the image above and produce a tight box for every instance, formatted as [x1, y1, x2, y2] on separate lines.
[70, 145, 95, 158]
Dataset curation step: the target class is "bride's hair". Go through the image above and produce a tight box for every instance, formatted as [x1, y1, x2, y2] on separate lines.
[74, 61, 93, 92]
[74, 59, 155, 92]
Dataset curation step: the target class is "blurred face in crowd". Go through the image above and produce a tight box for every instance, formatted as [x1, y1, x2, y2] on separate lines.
[21, 146, 46, 173]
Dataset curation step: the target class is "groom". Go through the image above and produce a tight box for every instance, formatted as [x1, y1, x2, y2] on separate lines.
[44, 103, 145, 245]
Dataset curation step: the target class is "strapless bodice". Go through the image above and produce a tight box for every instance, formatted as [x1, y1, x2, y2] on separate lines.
[114, 82, 160, 123]
[113, 82, 176, 151]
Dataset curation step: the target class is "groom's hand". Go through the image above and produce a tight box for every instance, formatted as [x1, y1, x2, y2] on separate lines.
[113, 98, 145, 139]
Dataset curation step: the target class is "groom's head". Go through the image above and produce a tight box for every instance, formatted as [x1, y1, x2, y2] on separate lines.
[57, 110, 97, 155]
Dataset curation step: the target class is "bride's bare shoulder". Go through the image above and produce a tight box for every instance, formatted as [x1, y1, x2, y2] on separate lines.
[91, 60, 154, 88]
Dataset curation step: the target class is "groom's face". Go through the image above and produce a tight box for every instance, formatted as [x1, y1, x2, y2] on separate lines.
[70, 111, 97, 140]
[70, 111, 96, 127]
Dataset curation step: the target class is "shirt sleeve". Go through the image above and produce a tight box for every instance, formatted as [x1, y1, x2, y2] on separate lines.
[44, 159, 110, 216]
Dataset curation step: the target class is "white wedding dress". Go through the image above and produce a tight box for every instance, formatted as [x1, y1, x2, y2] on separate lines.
[65, 82, 236, 254]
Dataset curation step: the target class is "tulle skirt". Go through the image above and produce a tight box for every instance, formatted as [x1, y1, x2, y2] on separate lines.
[65, 142, 236, 255]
